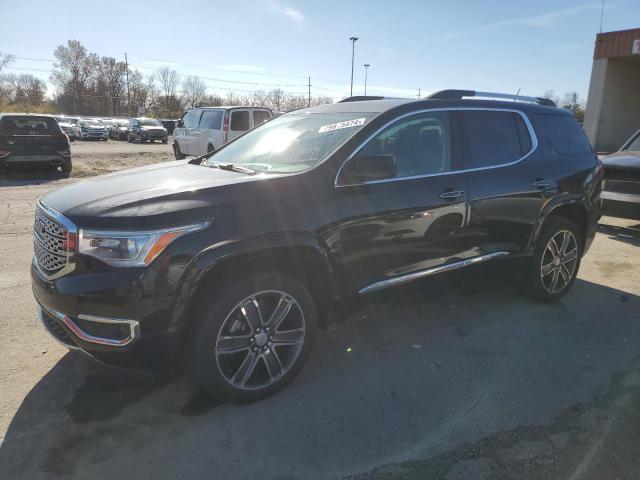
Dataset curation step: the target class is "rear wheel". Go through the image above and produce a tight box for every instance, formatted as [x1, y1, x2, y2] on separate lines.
[190, 272, 316, 403]
[173, 143, 185, 160]
[523, 217, 582, 302]
[59, 159, 72, 178]
[207, 144, 215, 153]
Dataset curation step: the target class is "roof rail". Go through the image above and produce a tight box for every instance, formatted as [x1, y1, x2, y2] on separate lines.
[427, 89, 557, 107]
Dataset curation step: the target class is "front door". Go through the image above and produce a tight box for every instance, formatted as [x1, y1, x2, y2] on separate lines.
[332, 110, 470, 293]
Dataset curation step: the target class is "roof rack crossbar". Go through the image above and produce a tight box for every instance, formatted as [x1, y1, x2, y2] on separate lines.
[427, 89, 556, 107]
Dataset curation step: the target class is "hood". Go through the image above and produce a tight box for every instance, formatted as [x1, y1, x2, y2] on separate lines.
[602, 150, 640, 167]
[41, 160, 278, 228]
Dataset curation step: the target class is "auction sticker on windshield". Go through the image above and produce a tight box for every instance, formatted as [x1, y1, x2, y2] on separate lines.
[318, 118, 366, 133]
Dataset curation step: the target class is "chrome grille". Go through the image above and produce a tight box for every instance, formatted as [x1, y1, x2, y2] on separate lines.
[33, 205, 73, 277]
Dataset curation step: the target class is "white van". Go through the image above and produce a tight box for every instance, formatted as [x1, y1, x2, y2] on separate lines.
[173, 106, 273, 158]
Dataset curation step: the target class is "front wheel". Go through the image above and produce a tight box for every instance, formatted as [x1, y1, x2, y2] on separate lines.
[523, 216, 582, 302]
[190, 272, 316, 403]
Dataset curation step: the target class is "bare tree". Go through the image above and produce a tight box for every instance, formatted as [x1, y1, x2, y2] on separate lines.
[98, 56, 127, 116]
[181, 75, 206, 109]
[156, 66, 180, 113]
[50, 40, 98, 114]
[0, 52, 15, 73]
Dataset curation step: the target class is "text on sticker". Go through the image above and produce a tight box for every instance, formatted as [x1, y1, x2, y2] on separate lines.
[318, 118, 366, 133]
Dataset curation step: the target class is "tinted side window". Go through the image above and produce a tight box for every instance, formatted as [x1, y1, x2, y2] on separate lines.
[200, 110, 223, 129]
[536, 114, 592, 155]
[230, 111, 250, 131]
[359, 111, 452, 177]
[253, 110, 271, 126]
[461, 111, 531, 168]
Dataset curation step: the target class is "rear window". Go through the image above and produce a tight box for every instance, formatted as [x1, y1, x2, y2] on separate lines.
[536, 114, 592, 155]
[460, 111, 532, 168]
[622, 130, 640, 152]
[0, 116, 59, 134]
[200, 110, 223, 129]
[253, 110, 271, 127]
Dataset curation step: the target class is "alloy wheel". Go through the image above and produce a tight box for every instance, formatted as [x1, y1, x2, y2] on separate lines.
[540, 230, 578, 294]
[215, 290, 306, 391]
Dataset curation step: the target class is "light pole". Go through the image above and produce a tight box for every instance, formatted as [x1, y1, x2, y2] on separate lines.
[349, 36, 358, 97]
[363, 64, 370, 95]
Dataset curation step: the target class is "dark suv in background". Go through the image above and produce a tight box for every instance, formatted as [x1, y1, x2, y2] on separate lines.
[1, 114, 72, 176]
[127, 117, 168, 143]
[31, 90, 602, 402]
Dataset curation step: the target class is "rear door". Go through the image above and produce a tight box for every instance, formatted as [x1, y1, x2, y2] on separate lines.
[459, 109, 544, 256]
[228, 109, 250, 142]
[0, 116, 66, 157]
[334, 109, 470, 293]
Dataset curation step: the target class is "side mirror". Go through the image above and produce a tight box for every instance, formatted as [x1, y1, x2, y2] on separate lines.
[346, 154, 397, 183]
[176, 120, 184, 128]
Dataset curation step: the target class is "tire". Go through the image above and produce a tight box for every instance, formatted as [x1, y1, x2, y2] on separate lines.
[523, 216, 582, 302]
[189, 272, 317, 403]
[138, 134, 143, 144]
[173, 143, 185, 160]
[162, 139, 168, 144]
[69, 136, 75, 142]
[59, 159, 72, 178]
[207, 144, 215, 153]
[127, 134, 132, 143]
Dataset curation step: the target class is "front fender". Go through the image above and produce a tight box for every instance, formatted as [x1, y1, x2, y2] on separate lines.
[167, 231, 337, 333]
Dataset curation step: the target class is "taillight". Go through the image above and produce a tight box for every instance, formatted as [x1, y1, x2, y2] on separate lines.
[222, 113, 229, 143]
[58, 149, 70, 156]
[0, 149, 10, 157]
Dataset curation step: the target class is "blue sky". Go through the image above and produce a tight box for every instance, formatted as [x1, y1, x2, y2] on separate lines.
[0, 0, 638, 101]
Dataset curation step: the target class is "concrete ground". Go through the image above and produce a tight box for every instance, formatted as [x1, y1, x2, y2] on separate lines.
[0, 141, 639, 479]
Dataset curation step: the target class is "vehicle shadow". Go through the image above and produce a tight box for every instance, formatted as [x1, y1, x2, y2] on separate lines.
[597, 222, 640, 247]
[0, 167, 67, 186]
[1, 270, 639, 479]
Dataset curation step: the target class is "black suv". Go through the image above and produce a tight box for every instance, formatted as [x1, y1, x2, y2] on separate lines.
[1, 114, 72, 175]
[32, 90, 602, 402]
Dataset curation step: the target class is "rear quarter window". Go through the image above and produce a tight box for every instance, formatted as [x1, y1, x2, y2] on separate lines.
[536, 114, 592, 155]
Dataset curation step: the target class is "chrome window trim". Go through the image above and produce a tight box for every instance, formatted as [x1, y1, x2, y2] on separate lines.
[39, 305, 140, 347]
[33, 201, 77, 280]
[334, 107, 539, 187]
[359, 251, 509, 294]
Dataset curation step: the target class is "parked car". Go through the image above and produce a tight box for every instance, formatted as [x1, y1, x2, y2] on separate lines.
[600, 128, 640, 219]
[159, 118, 178, 135]
[109, 119, 129, 140]
[0, 113, 71, 175]
[31, 90, 602, 402]
[173, 106, 272, 158]
[73, 119, 108, 141]
[127, 117, 168, 143]
[53, 116, 78, 142]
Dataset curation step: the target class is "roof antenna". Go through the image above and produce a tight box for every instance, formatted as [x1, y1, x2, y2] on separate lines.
[513, 88, 521, 102]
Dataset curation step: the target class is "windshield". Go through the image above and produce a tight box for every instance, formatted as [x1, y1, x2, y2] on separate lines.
[206, 112, 375, 173]
[80, 121, 102, 127]
[623, 130, 640, 151]
[139, 118, 161, 126]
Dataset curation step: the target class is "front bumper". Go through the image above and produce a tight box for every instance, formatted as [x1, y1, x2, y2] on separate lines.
[81, 132, 108, 139]
[31, 261, 181, 370]
[600, 180, 640, 220]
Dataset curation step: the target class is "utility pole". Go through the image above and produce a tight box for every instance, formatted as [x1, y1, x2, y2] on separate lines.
[417, 88, 421, 99]
[308, 76, 311, 107]
[349, 36, 358, 97]
[363, 64, 370, 95]
[125, 52, 131, 117]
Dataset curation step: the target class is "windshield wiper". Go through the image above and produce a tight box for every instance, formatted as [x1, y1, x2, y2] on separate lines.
[211, 163, 257, 175]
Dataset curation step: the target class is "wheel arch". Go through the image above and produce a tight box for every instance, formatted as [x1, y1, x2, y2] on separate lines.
[531, 196, 589, 253]
[171, 233, 339, 342]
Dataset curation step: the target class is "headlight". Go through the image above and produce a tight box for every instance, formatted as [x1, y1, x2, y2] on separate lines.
[78, 222, 209, 266]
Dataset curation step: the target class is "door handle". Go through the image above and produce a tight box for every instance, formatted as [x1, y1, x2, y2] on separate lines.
[440, 190, 465, 200]
[533, 178, 554, 188]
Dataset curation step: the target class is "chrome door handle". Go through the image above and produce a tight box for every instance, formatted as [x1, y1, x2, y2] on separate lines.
[440, 190, 465, 200]
[533, 179, 553, 188]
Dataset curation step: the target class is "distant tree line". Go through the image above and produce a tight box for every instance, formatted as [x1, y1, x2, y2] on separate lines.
[0, 41, 333, 118]
[542, 90, 586, 122]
